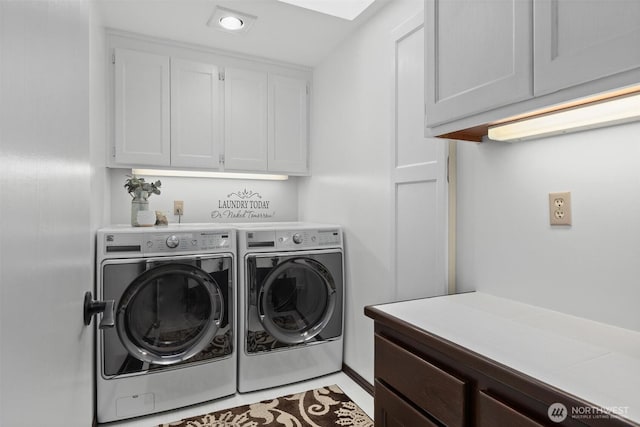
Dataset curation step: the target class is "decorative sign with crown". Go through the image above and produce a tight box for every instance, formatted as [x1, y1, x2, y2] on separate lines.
[211, 188, 275, 220]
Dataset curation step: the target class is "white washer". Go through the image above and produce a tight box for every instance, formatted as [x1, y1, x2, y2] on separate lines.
[94, 225, 236, 423]
[237, 222, 344, 393]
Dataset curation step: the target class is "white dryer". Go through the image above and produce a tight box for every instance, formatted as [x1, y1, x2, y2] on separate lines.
[237, 223, 344, 393]
[93, 225, 236, 423]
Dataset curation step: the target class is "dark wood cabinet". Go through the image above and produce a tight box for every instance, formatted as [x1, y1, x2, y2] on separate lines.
[375, 380, 440, 427]
[476, 391, 544, 427]
[375, 334, 466, 426]
[365, 305, 638, 427]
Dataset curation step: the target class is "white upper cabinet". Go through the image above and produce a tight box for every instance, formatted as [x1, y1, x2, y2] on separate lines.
[114, 48, 170, 166]
[425, 0, 640, 141]
[223, 68, 269, 171]
[268, 75, 308, 174]
[425, 0, 532, 127]
[534, 0, 640, 96]
[170, 58, 222, 169]
[109, 33, 311, 174]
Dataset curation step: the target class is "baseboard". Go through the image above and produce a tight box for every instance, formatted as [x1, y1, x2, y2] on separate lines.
[342, 363, 374, 396]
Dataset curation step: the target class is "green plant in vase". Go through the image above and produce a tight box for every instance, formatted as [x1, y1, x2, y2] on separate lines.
[125, 176, 161, 226]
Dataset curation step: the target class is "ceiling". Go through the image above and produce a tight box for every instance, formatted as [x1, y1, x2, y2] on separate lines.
[94, 0, 390, 68]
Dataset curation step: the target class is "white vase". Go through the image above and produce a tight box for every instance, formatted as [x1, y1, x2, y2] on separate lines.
[136, 210, 156, 227]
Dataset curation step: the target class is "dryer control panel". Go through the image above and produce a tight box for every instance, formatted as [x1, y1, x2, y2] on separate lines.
[245, 228, 342, 250]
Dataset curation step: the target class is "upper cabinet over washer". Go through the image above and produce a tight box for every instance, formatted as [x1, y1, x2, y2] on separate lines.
[109, 32, 311, 175]
[268, 74, 309, 175]
[114, 48, 171, 166]
[170, 58, 222, 169]
[223, 67, 269, 172]
[425, 0, 640, 142]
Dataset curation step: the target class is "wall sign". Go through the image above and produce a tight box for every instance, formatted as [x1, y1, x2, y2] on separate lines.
[211, 189, 275, 220]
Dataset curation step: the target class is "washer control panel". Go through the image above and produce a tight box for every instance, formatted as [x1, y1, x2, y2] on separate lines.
[102, 230, 231, 256]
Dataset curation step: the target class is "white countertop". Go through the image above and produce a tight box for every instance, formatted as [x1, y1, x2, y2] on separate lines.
[374, 292, 640, 424]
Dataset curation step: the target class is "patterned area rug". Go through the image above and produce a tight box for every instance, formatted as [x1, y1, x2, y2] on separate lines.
[159, 385, 373, 427]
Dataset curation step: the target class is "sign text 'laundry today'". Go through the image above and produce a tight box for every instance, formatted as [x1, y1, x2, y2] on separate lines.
[217, 200, 270, 209]
[211, 189, 276, 220]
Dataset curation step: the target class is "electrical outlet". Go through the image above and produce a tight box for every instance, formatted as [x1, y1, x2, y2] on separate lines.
[174, 200, 184, 216]
[549, 192, 571, 226]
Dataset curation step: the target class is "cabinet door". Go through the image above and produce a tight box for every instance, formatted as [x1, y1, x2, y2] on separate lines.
[170, 58, 221, 169]
[224, 67, 268, 171]
[477, 391, 545, 427]
[375, 380, 439, 427]
[534, 0, 640, 96]
[425, 0, 532, 126]
[268, 74, 308, 174]
[114, 48, 170, 166]
[375, 335, 467, 427]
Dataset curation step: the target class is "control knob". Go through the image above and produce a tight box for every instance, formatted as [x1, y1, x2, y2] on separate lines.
[292, 233, 303, 244]
[166, 235, 180, 248]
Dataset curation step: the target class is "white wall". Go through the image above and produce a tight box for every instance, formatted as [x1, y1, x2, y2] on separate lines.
[298, 0, 425, 383]
[108, 169, 298, 225]
[457, 120, 640, 331]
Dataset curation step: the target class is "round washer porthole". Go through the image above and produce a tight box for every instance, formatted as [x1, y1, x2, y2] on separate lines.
[116, 263, 223, 365]
[257, 257, 336, 345]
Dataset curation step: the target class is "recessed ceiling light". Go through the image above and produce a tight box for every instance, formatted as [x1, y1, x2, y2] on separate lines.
[276, 0, 376, 21]
[219, 16, 244, 31]
[207, 6, 256, 34]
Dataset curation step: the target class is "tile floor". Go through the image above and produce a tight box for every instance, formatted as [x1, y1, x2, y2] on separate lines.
[106, 372, 373, 426]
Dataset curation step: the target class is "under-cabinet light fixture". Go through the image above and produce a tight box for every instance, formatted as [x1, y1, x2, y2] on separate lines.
[488, 91, 640, 142]
[132, 169, 289, 181]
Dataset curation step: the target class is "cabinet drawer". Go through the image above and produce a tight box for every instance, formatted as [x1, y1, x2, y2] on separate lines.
[375, 380, 440, 427]
[477, 391, 544, 427]
[375, 334, 466, 427]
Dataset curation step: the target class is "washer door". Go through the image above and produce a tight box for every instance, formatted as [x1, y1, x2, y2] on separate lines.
[257, 257, 337, 344]
[116, 263, 223, 365]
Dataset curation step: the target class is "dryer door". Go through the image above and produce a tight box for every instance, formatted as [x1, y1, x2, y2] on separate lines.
[257, 256, 337, 344]
[115, 262, 224, 365]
